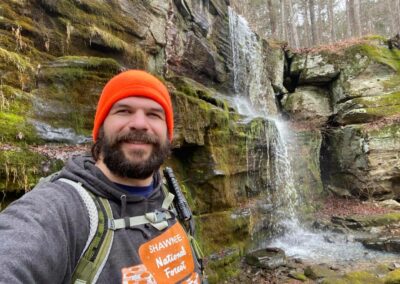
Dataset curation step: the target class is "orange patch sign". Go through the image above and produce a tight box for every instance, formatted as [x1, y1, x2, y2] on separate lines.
[137, 222, 196, 283]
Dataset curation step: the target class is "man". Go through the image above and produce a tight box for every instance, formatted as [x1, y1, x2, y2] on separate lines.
[0, 70, 202, 283]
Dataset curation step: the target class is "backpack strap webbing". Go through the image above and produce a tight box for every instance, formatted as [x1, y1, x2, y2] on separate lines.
[58, 178, 114, 284]
[72, 195, 114, 284]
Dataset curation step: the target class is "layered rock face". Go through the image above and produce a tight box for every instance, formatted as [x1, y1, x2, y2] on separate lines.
[2, 0, 400, 282]
[0, 2, 283, 279]
[284, 40, 400, 200]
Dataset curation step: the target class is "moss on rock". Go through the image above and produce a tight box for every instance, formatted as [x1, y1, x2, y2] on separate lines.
[197, 211, 250, 255]
[384, 269, 400, 284]
[355, 212, 400, 227]
[33, 56, 121, 134]
[0, 112, 39, 144]
[322, 271, 383, 284]
[0, 147, 63, 192]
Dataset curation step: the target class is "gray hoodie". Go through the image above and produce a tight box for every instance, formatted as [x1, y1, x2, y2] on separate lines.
[0, 155, 201, 283]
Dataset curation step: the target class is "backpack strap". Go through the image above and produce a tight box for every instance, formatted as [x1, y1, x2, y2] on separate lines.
[108, 191, 175, 231]
[59, 178, 98, 258]
[58, 178, 114, 284]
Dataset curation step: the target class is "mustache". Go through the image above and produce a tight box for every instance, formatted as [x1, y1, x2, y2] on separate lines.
[114, 131, 159, 145]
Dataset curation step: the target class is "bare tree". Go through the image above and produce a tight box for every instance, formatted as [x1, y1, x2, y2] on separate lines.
[317, 0, 325, 43]
[390, 0, 400, 34]
[309, 0, 319, 45]
[287, 0, 300, 48]
[280, 0, 287, 40]
[230, 0, 400, 48]
[354, 0, 362, 36]
[267, 0, 277, 38]
[346, 0, 352, 37]
[327, 0, 336, 42]
[301, 0, 311, 47]
[347, 0, 362, 37]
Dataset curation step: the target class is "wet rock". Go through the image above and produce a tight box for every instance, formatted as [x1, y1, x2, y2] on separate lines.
[245, 247, 286, 269]
[362, 236, 400, 253]
[332, 213, 400, 230]
[331, 216, 363, 229]
[304, 264, 338, 280]
[31, 120, 91, 144]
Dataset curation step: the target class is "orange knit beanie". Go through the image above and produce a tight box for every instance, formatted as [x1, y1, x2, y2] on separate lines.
[92, 70, 174, 141]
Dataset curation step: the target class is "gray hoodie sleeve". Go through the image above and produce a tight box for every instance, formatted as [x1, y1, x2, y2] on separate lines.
[0, 181, 90, 284]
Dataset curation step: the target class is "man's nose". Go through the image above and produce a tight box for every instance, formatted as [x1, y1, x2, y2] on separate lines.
[126, 111, 149, 131]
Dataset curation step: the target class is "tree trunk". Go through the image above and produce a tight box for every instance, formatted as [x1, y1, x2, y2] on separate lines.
[302, 0, 311, 47]
[286, 0, 300, 48]
[317, 0, 324, 44]
[347, 0, 362, 37]
[280, 0, 287, 41]
[327, 0, 335, 43]
[391, 0, 400, 34]
[309, 0, 318, 45]
[267, 0, 277, 38]
[354, 0, 362, 36]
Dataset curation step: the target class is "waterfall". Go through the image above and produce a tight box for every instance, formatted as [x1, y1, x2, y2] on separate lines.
[228, 6, 301, 233]
[227, 7, 396, 263]
[228, 7, 269, 113]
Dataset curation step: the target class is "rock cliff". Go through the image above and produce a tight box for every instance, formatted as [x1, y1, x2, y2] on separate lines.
[1, 1, 400, 282]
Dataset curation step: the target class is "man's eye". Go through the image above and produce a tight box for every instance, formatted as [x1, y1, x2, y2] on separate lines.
[148, 112, 161, 118]
[116, 109, 129, 114]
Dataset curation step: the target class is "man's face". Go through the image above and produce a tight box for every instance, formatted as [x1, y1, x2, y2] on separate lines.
[99, 96, 171, 179]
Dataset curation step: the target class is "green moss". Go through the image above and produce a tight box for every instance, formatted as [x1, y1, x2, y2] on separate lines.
[197, 211, 250, 255]
[0, 85, 33, 114]
[358, 44, 400, 89]
[344, 271, 383, 284]
[50, 56, 121, 71]
[355, 212, 400, 227]
[289, 272, 308, 281]
[368, 123, 400, 138]
[351, 92, 400, 109]
[89, 26, 126, 51]
[305, 265, 338, 280]
[360, 44, 400, 72]
[0, 112, 40, 144]
[33, 56, 122, 134]
[342, 91, 400, 122]
[206, 251, 241, 284]
[0, 47, 33, 73]
[0, 148, 63, 192]
[0, 3, 40, 36]
[384, 269, 400, 284]
[40, 0, 136, 31]
[171, 76, 229, 111]
[88, 26, 147, 66]
[322, 271, 383, 284]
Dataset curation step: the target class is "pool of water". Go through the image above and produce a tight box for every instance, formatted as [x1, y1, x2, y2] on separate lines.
[266, 221, 398, 264]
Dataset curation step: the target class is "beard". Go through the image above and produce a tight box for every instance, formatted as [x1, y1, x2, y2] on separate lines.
[100, 130, 171, 179]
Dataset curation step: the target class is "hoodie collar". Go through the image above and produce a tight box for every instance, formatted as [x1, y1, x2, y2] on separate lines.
[58, 155, 163, 203]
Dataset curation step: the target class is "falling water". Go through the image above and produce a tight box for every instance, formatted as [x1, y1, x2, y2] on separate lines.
[228, 7, 269, 113]
[228, 6, 301, 229]
[227, 7, 398, 263]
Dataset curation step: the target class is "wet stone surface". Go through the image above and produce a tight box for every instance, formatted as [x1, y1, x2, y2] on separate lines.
[245, 247, 287, 269]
